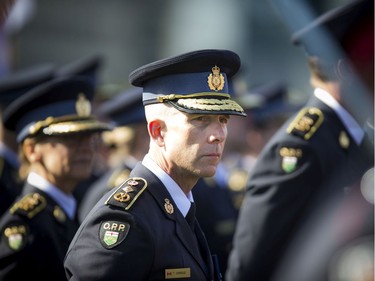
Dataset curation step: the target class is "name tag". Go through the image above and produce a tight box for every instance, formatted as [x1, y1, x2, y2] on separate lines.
[165, 268, 191, 279]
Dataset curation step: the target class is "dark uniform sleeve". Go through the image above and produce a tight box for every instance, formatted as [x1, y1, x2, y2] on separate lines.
[65, 178, 155, 281]
[0, 193, 70, 281]
[65, 207, 155, 280]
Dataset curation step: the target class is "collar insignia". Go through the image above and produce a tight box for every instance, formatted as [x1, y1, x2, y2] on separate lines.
[164, 198, 174, 214]
[339, 131, 350, 149]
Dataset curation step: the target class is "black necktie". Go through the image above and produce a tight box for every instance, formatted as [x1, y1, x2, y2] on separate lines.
[185, 202, 196, 231]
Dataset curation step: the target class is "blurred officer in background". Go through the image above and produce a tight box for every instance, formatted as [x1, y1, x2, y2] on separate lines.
[193, 81, 301, 279]
[226, 0, 374, 280]
[0, 77, 111, 280]
[55, 53, 109, 206]
[64, 49, 247, 281]
[271, 0, 374, 280]
[0, 63, 54, 216]
[223, 82, 302, 209]
[77, 86, 149, 223]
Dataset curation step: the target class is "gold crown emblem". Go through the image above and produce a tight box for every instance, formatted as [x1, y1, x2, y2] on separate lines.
[75, 93, 91, 116]
[207, 65, 225, 92]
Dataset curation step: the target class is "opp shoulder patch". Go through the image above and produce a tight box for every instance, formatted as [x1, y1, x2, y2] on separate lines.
[10, 193, 46, 219]
[99, 220, 130, 249]
[286, 107, 324, 140]
[105, 177, 147, 210]
[2, 222, 29, 251]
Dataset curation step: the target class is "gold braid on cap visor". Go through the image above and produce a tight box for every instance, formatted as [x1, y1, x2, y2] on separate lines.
[156, 92, 245, 113]
[28, 115, 109, 136]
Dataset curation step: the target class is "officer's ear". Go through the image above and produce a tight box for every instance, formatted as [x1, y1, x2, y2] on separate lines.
[148, 119, 165, 146]
[22, 137, 42, 162]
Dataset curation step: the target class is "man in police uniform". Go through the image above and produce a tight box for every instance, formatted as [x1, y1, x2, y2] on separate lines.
[0, 63, 55, 216]
[226, 0, 374, 280]
[64, 49, 247, 281]
[0, 77, 111, 280]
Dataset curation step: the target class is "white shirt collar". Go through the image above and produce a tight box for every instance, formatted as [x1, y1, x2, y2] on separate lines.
[314, 88, 364, 145]
[142, 154, 193, 217]
[27, 172, 77, 219]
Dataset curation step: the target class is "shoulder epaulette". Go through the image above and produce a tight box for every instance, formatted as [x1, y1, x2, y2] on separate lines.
[107, 168, 131, 189]
[286, 107, 324, 140]
[105, 177, 147, 210]
[10, 193, 46, 219]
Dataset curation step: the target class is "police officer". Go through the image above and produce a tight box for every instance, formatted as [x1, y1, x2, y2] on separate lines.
[55, 53, 107, 206]
[0, 77, 111, 280]
[223, 82, 302, 209]
[0, 63, 55, 216]
[77, 86, 149, 223]
[226, 1, 374, 280]
[64, 49, 247, 281]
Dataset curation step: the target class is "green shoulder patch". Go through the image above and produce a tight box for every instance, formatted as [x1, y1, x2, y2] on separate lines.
[10, 193, 46, 219]
[286, 107, 324, 140]
[99, 220, 130, 249]
[2, 223, 29, 251]
[105, 177, 147, 210]
[279, 147, 303, 173]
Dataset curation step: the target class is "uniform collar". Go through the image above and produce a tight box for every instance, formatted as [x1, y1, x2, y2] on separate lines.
[27, 172, 77, 219]
[142, 154, 193, 217]
[314, 88, 364, 145]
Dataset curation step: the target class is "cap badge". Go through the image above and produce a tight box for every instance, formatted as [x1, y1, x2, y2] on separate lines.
[164, 198, 174, 214]
[208, 65, 225, 92]
[75, 93, 91, 116]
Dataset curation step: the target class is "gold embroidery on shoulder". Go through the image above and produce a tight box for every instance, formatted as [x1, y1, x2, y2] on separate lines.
[10, 193, 46, 219]
[105, 177, 147, 210]
[286, 107, 324, 140]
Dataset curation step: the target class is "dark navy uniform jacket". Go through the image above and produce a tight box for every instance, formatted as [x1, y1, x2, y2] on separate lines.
[0, 183, 79, 281]
[193, 177, 238, 278]
[0, 153, 23, 216]
[226, 95, 373, 281]
[64, 162, 217, 281]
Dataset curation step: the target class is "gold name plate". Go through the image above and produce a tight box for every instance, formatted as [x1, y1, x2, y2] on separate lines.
[165, 268, 191, 279]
